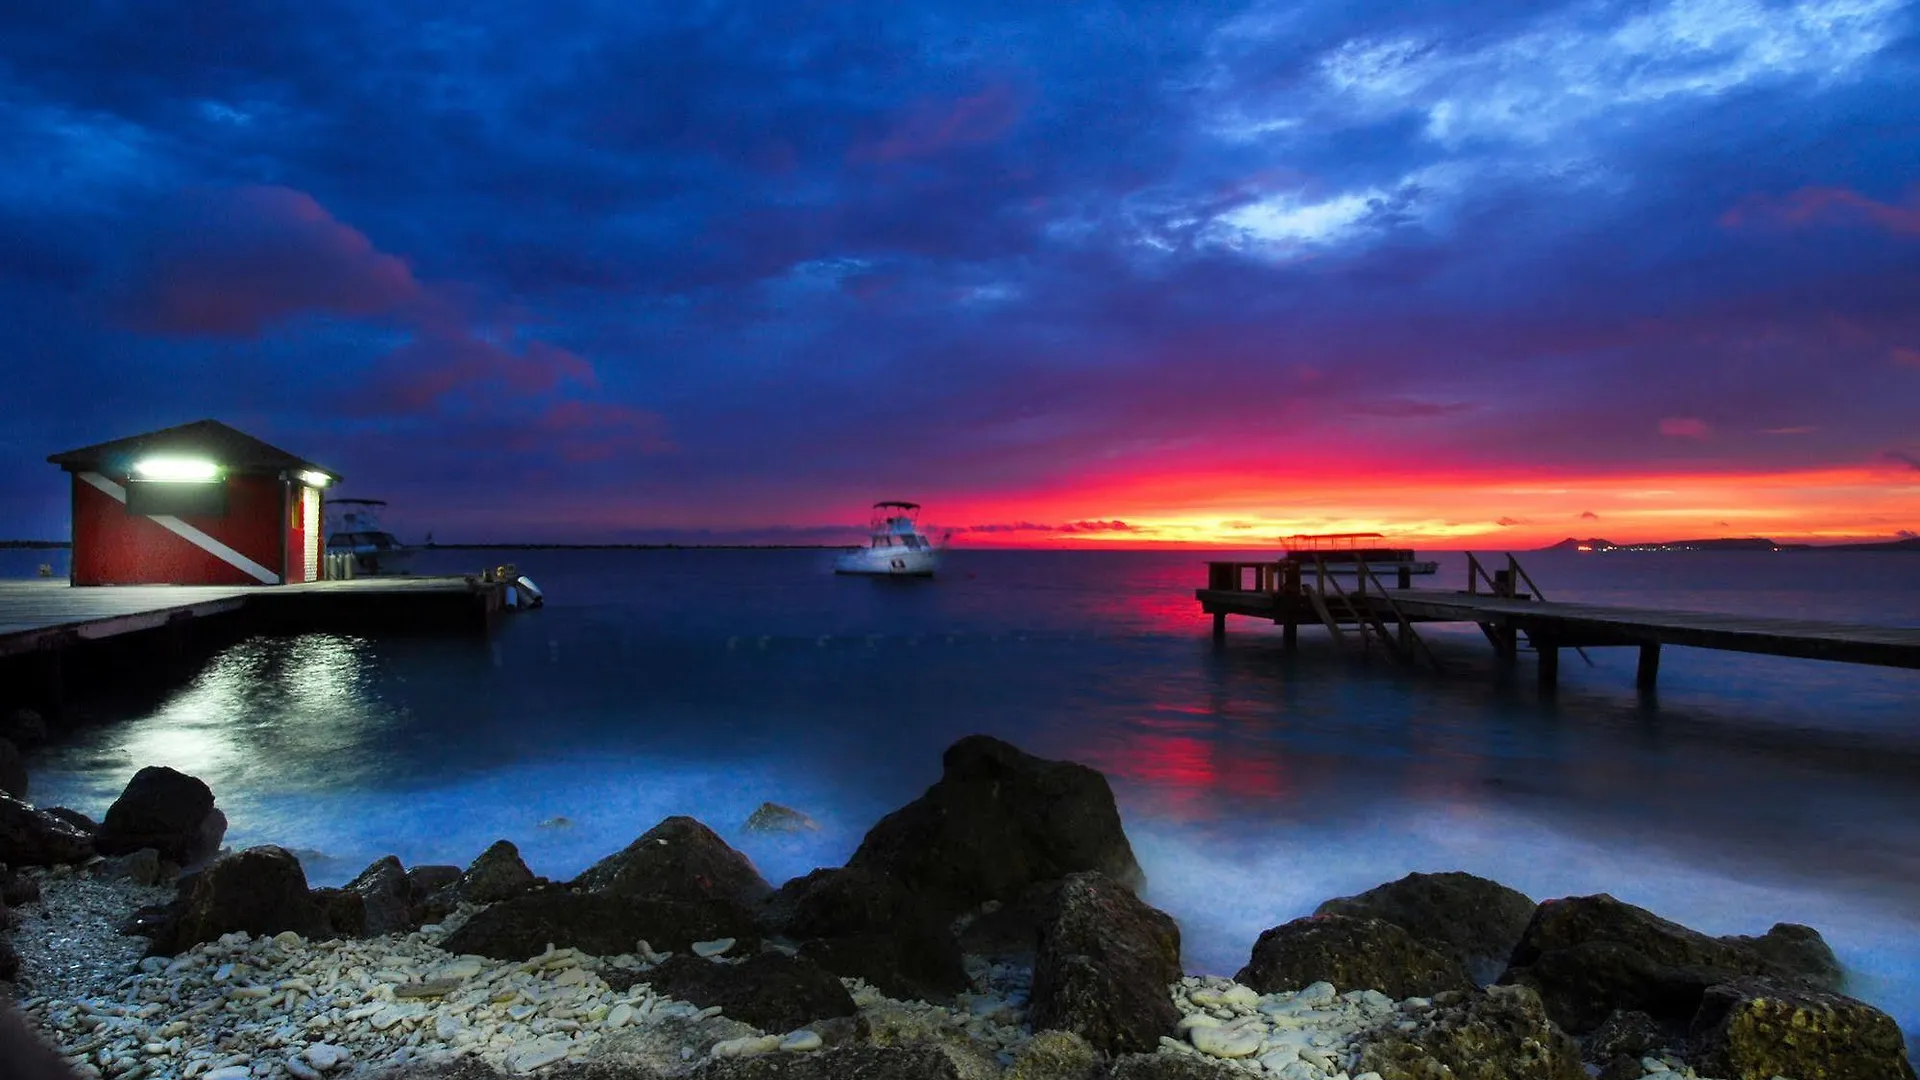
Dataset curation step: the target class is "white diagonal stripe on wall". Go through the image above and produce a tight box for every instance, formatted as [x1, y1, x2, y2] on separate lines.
[78, 471, 280, 585]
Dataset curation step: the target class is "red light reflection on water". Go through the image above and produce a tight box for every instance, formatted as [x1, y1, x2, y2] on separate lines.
[1078, 718, 1292, 822]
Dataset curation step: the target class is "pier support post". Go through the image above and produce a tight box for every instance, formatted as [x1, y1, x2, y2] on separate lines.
[1636, 642, 1661, 691]
[1537, 643, 1560, 695]
[1282, 621, 1298, 651]
[1397, 566, 1411, 589]
[1211, 612, 1225, 642]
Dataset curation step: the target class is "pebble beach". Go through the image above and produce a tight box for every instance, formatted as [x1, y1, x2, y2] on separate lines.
[6, 733, 1916, 1080]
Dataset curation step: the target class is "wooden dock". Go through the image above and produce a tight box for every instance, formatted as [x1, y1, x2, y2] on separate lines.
[1198, 553, 1920, 692]
[0, 574, 528, 712]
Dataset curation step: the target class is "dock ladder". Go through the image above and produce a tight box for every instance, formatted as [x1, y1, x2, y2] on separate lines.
[1302, 555, 1443, 671]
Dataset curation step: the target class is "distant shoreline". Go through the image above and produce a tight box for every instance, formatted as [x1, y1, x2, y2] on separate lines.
[3, 537, 1915, 553]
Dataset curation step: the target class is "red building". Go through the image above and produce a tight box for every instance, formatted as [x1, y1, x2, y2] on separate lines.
[48, 420, 340, 586]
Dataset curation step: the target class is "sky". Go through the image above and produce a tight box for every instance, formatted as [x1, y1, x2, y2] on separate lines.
[2, 0, 1918, 548]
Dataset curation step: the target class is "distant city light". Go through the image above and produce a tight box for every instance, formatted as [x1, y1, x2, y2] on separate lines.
[132, 457, 220, 481]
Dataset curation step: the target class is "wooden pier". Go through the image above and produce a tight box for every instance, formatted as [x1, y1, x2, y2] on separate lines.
[0, 574, 528, 712]
[1198, 553, 1920, 692]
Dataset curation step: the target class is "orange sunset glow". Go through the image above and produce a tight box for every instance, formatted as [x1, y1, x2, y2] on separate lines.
[930, 462, 1920, 549]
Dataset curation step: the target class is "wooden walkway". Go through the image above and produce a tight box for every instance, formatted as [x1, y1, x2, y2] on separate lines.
[1198, 554, 1920, 691]
[0, 577, 507, 660]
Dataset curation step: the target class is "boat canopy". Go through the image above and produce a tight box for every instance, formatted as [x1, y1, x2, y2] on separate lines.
[1281, 532, 1387, 550]
[867, 500, 925, 534]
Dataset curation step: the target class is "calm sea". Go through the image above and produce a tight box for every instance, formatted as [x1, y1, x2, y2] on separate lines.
[9, 547, 1920, 1044]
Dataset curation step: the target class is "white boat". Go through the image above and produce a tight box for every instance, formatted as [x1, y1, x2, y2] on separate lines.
[1282, 533, 1438, 576]
[835, 501, 945, 577]
[324, 498, 419, 576]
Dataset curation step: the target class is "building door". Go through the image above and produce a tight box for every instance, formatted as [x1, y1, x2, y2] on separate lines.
[302, 486, 321, 581]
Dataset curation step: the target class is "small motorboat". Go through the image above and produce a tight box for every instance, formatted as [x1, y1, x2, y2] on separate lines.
[835, 501, 946, 577]
[1281, 532, 1438, 577]
[324, 498, 419, 576]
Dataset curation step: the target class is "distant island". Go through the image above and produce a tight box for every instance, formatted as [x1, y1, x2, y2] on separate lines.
[1539, 536, 1920, 553]
[0, 540, 69, 549]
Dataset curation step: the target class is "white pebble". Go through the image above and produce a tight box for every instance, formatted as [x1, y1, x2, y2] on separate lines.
[1190, 1025, 1265, 1059]
[691, 938, 735, 958]
[778, 1030, 823, 1052]
[302, 1044, 348, 1071]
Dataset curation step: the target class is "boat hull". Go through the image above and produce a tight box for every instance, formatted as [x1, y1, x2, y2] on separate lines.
[834, 548, 938, 576]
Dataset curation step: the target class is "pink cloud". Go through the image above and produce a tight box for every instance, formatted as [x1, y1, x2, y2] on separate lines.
[1894, 347, 1920, 367]
[1659, 417, 1710, 439]
[854, 83, 1023, 162]
[367, 334, 599, 413]
[119, 185, 421, 336]
[1720, 186, 1920, 237]
[527, 400, 674, 463]
[1762, 425, 1817, 435]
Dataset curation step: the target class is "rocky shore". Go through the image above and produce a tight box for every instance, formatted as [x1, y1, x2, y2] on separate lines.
[2, 729, 1914, 1080]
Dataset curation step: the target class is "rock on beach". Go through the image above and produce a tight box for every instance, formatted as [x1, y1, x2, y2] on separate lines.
[7, 736, 1916, 1080]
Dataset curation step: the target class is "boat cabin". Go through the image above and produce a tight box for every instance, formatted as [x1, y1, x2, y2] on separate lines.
[866, 501, 933, 548]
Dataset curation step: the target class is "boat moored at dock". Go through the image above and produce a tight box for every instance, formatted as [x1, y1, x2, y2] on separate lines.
[325, 498, 418, 576]
[1281, 533, 1437, 576]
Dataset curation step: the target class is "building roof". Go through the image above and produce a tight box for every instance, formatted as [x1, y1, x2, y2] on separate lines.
[47, 419, 340, 480]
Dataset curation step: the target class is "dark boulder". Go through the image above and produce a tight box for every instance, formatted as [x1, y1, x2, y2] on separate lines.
[1502, 894, 1820, 1033]
[1104, 1055, 1240, 1079]
[147, 845, 325, 955]
[847, 735, 1144, 919]
[767, 867, 968, 1002]
[1691, 977, 1916, 1080]
[1030, 871, 1182, 1056]
[1583, 1008, 1670, 1070]
[1315, 871, 1536, 983]
[1354, 984, 1586, 1080]
[955, 885, 1057, 963]
[644, 951, 858, 1032]
[43, 808, 97, 833]
[92, 848, 165, 886]
[692, 1045, 964, 1080]
[575, 816, 771, 907]
[0, 795, 95, 866]
[313, 887, 367, 938]
[2, 865, 41, 907]
[1719, 922, 1844, 991]
[421, 841, 539, 922]
[0, 738, 26, 799]
[348, 856, 414, 935]
[458, 839, 539, 903]
[0, 933, 18, 982]
[96, 766, 223, 865]
[1235, 914, 1475, 999]
[439, 891, 760, 960]
[406, 865, 462, 906]
[1, 709, 46, 750]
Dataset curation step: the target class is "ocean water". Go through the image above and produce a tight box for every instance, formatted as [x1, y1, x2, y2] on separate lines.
[9, 547, 1920, 1045]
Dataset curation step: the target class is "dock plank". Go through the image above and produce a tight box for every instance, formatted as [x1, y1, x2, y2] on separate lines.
[1196, 583, 1920, 671]
[0, 575, 493, 658]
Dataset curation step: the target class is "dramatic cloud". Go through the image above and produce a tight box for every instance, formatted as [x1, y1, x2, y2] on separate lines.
[1722, 186, 1920, 236]
[0, 0, 1916, 544]
[111, 186, 421, 336]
